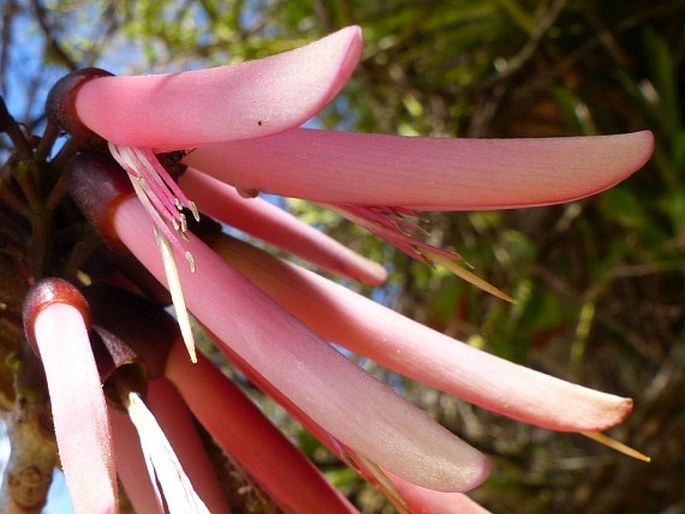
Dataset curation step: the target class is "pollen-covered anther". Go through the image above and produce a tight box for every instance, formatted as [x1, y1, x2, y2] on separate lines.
[185, 252, 196, 274]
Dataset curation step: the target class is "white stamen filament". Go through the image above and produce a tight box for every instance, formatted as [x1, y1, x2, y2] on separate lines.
[124, 390, 210, 514]
[108, 143, 199, 362]
[423, 249, 516, 304]
[108, 143, 200, 262]
[155, 227, 198, 363]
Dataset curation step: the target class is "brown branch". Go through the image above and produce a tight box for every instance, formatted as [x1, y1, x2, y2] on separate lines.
[0, 349, 56, 514]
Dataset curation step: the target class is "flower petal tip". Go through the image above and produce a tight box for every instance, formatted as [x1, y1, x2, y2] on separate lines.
[609, 396, 634, 428]
[463, 454, 490, 492]
[609, 129, 655, 175]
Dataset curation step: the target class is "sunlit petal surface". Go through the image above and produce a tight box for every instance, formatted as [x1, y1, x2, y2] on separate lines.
[186, 129, 654, 209]
[75, 28, 362, 148]
[213, 235, 633, 432]
[164, 340, 356, 513]
[112, 195, 489, 492]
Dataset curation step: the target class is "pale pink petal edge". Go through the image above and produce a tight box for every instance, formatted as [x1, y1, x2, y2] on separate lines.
[186, 129, 654, 209]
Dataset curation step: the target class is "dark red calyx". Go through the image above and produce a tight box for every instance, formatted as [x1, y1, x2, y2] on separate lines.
[46, 68, 113, 148]
[83, 284, 179, 379]
[23, 278, 91, 355]
[64, 151, 133, 252]
[91, 325, 149, 407]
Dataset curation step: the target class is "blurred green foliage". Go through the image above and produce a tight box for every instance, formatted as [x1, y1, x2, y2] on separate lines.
[3, 0, 685, 512]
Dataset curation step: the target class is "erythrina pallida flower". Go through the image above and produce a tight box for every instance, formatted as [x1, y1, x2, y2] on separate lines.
[19, 25, 653, 513]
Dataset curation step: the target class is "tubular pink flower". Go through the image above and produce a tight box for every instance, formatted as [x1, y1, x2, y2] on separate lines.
[111, 194, 489, 493]
[74, 27, 362, 148]
[184, 128, 655, 209]
[178, 167, 387, 285]
[211, 234, 633, 432]
[211, 338, 489, 513]
[23, 280, 117, 514]
[164, 339, 356, 513]
[55, 24, 657, 508]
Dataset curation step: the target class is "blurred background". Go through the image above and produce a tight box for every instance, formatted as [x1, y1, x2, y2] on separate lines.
[1, 1, 684, 512]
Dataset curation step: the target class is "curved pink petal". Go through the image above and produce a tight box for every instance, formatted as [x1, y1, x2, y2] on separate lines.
[164, 340, 355, 513]
[24, 281, 116, 514]
[75, 27, 362, 148]
[179, 167, 387, 285]
[195, 334, 444, 511]
[386, 471, 492, 514]
[146, 379, 231, 514]
[212, 235, 633, 432]
[111, 196, 488, 493]
[185, 129, 654, 209]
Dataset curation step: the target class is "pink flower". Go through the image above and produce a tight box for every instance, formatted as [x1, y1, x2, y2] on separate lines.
[23, 279, 117, 514]
[31, 25, 654, 512]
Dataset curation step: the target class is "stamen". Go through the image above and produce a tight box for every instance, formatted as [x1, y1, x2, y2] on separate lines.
[108, 143, 200, 362]
[110, 145, 186, 227]
[185, 251, 196, 274]
[108, 143, 200, 270]
[188, 200, 200, 222]
[582, 431, 651, 462]
[327, 203, 515, 301]
[354, 454, 408, 514]
[422, 249, 516, 304]
[155, 228, 197, 363]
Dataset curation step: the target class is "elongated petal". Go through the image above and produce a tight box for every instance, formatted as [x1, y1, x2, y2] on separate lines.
[110, 407, 165, 514]
[179, 167, 387, 284]
[124, 390, 210, 514]
[111, 196, 488, 492]
[164, 340, 355, 513]
[146, 379, 231, 514]
[212, 235, 633, 432]
[23, 280, 116, 514]
[75, 28, 362, 148]
[185, 129, 654, 209]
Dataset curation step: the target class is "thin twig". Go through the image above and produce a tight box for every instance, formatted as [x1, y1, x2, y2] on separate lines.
[30, 0, 78, 70]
